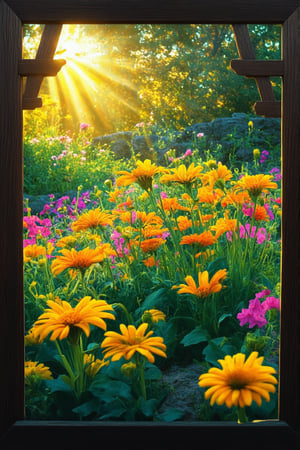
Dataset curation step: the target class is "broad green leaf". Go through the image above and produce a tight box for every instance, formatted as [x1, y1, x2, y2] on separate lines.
[181, 326, 208, 347]
[156, 408, 185, 421]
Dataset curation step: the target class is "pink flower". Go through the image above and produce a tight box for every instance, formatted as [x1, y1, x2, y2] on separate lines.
[256, 227, 267, 244]
[197, 132, 204, 138]
[184, 149, 193, 157]
[237, 298, 267, 328]
[80, 122, 90, 130]
[237, 291, 280, 328]
[262, 296, 280, 311]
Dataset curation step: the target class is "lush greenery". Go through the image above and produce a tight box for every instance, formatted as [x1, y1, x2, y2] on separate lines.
[24, 119, 281, 422]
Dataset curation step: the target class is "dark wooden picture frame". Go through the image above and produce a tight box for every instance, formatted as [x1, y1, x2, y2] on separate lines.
[0, 1, 299, 449]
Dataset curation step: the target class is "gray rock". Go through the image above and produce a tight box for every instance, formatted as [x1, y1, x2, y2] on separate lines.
[93, 131, 133, 146]
[132, 135, 159, 160]
[110, 138, 132, 159]
[158, 363, 204, 421]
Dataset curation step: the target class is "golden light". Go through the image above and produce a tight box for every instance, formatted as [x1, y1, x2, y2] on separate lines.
[46, 24, 140, 134]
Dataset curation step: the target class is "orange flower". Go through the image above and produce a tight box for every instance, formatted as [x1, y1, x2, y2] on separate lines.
[254, 205, 269, 221]
[160, 197, 189, 212]
[142, 256, 157, 267]
[116, 159, 163, 191]
[180, 231, 216, 248]
[142, 225, 169, 238]
[101, 323, 167, 364]
[198, 352, 277, 409]
[197, 186, 223, 204]
[32, 296, 115, 342]
[172, 269, 227, 298]
[51, 245, 114, 276]
[203, 163, 232, 188]
[136, 211, 163, 226]
[210, 216, 237, 238]
[72, 208, 114, 231]
[235, 174, 277, 199]
[160, 163, 203, 185]
[140, 238, 165, 253]
[176, 215, 192, 231]
[24, 244, 46, 263]
[221, 190, 251, 208]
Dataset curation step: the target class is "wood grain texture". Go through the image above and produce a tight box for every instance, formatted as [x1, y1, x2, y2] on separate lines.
[1, 420, 298, 450]
[254, 100, 281, 117]
[280, 7, 300, 432]
[232, 24, 276, 102]
[19, 59, 66, 76]
[0, 0, 24, 437]
[23, 24, 62, 101]
[230, 60, 284, 77]
[22, 97, 43, 110]
[5, 0, 300, 24]
[0, 0, 299, 446]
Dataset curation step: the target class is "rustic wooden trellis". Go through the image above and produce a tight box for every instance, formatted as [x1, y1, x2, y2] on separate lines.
[0, 1, 299, 449]
[21, 23, 282, 117]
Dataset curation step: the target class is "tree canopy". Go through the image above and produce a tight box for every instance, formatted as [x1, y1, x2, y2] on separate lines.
[23, 24, 281, 134]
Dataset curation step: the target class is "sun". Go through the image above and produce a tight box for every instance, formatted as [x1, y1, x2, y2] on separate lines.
[45, 25, 140, 134]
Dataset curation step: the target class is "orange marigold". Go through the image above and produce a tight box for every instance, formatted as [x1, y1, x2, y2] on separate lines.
[140, 238, 165, 253]
[235, 174, 277, 199]
[254, 205, 269, 221]
[172, 269, 227, 298]
[24, 244, 46, 263]
[160, 163, 203, 185]
[51, 245, 114, 276]
[72, 208, 114, 231]
[116, 159, 163, 191]
[180, 231, 216, 248]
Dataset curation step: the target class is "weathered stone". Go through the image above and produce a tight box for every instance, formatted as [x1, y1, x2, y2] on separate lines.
[132, 135, 159, 160]
[93, 131, 133, 146]
[110, 138, 132, 159]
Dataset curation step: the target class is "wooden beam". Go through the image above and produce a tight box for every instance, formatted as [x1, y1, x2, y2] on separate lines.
[232, 24, 276, 102]
[280, 6, 300, 431]
[5, 0, 300, 24]
[23, 24, 62, 102]
[19, 59, 66, 77]
[231, 59, 284, 77]
[253, 101, 281, 117]
[0, 0, 24, 436]
[22, 97, 43, 110]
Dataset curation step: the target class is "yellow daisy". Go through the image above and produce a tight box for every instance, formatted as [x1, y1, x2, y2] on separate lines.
[172, 269, 227, 298]
[198, 351, 277, 408]
[32, 296, 115, 342]
[101, 323, 167, 364]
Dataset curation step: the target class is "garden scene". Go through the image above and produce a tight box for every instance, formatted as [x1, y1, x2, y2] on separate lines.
[23, 24, 281, 423]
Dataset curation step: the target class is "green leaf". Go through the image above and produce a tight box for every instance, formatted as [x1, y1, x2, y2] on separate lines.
[139, 398, 159, 417]
[141, 288, 166, 310]
[156, 408, 185, 421]
[144, 364, 162, 381]
[72, 398, 101, 417]
[260, 274, 273, 290]
[99, 400, 127, 420]
[44, 375, 73, 393]
[180, 326, 208, 347]
[207, 257, 227, 275]
[218, 313, 232, 324]
[90, 378, 132, 402]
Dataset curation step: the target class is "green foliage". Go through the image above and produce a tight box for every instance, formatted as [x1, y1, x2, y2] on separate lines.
[24, 24, 281, 135]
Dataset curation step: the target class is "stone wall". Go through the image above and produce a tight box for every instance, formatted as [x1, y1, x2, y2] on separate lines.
[93, 113, 281, 164]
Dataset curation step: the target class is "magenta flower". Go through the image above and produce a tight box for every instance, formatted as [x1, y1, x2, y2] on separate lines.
[80, 122, 90, 130]
[237, 290, 280, 328]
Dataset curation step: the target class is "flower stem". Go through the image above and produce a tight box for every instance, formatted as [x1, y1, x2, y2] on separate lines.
[135, 355, 147, 400]
[237, 406, 248, 424]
